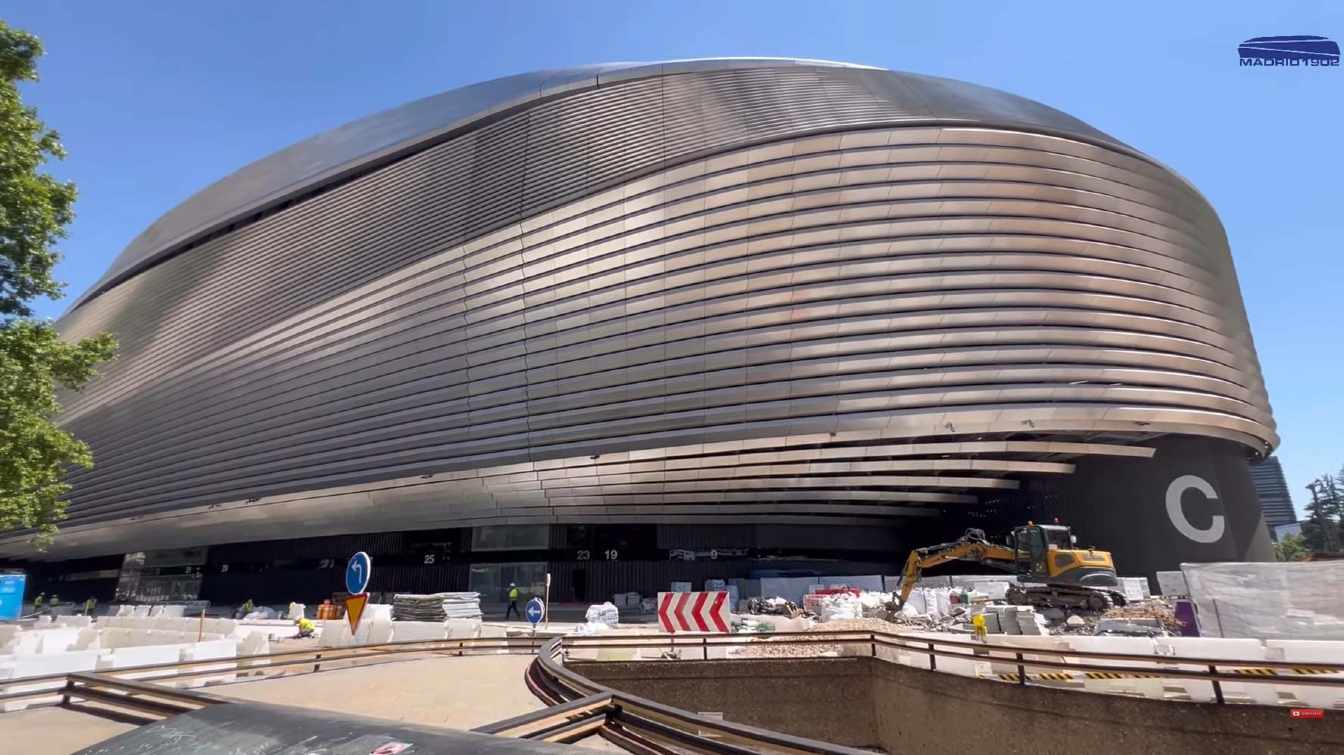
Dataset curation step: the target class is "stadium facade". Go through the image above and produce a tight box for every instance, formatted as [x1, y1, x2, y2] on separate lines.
[2, 59, 1278, 604]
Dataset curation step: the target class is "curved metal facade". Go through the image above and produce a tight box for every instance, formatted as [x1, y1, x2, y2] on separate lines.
[14, 59, 1276, 558]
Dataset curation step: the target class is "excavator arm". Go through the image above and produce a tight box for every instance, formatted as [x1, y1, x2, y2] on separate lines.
[896, 529, 1016, 608]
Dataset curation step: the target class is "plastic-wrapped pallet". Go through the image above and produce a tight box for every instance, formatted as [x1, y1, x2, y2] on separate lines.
[393, 592, 482, 621]
[585, 602, 620, 627]
[669, 581, 692, 593]
[817, 593, 862, 623]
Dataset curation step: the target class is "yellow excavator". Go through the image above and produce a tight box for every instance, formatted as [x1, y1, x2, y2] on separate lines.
[895, 523, 1127, 611]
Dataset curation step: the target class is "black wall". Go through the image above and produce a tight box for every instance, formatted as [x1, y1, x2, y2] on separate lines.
[1029, 435, 1273, 578]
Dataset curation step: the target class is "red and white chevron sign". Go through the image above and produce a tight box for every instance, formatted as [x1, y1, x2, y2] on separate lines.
[657, 591, 730, 633]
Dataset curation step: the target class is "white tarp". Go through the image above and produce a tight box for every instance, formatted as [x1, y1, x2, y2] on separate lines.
[1182, 561, 1344, 640]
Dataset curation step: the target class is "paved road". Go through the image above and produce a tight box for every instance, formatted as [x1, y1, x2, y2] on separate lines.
[0, 706, 136, 754]
[215, 655, 541, 729]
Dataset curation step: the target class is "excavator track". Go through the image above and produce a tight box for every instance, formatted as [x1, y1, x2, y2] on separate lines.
[1006, 582, 1126, 612]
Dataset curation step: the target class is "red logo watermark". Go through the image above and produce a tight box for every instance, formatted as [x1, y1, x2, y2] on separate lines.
[1290, 708, 1325, 720]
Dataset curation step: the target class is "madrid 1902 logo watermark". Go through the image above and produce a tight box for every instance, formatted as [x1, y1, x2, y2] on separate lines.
[1238, 35, 1339, 67]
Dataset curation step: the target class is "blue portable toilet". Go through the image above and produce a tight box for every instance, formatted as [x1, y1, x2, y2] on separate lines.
[0, 572, 26, 621]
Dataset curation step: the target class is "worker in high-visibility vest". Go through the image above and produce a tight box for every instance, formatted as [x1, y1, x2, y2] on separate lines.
[505, 583, 521, 620]
[295, 616, 316, 638]
[971, 613, 988, 642]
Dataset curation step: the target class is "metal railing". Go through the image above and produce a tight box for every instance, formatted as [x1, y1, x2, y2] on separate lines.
[557, 629, 1344, 703]
[2, 628, 1339, 751]
[0, 636, 546, 715]
[515, 637, 872, 754]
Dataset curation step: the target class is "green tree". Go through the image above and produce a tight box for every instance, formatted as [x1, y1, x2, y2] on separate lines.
[0, 22, 116, 545]
[1273, 533, 1309, 562]
[1302, 473, 1343, 554]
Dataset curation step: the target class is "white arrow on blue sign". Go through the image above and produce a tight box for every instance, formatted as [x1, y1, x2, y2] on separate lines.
[345, 551, 372, 595]
[525, 596, 545, 626]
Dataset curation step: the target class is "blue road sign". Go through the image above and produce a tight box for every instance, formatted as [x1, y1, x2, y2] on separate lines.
[526, 597, 545, 627]
[345, 551, 372, 595]
[0, 573, 25, 621]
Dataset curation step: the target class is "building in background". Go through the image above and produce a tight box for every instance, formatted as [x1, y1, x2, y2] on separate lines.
[0, 59, 1279, 603]
[1249, 456, 1298, 539]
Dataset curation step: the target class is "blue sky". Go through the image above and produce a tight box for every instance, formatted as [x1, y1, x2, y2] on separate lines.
[7, 2, 1342, 512]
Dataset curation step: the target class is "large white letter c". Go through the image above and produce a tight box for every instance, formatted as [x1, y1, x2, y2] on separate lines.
[1165, 474, 1225, 544]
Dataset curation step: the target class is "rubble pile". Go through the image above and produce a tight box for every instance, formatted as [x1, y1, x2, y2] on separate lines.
[743, 580, 1179, 638]
[745, 597, 802, 617]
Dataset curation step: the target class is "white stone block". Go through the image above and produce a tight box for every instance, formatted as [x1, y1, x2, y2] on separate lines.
[238, 631, 270, 657]
[97, 644, 186, 678]
[10, 633, 42, 656]
[391, 621, 448, 642]
[1, 650, 99, 710]
[179, 639, 238, 687]
[367, 621, 393, 645]
[447, 619, 482, 640]
[74, 627, 100, 651]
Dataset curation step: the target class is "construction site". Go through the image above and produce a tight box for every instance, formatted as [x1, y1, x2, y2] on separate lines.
[1, 532, 1342, 754]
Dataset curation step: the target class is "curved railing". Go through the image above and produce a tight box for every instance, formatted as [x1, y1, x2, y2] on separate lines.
[1, 630, 1338, 751]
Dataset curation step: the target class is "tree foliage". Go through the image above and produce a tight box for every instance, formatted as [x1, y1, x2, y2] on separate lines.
[1302, 467, 1344, 554]
[1273, 533, 1308, 562]
[0, 21, 116, 545]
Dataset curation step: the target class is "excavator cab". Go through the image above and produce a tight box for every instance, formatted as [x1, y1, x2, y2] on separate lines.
[1008, 524, 1072, 578]
[1008, 523, 1119, 588]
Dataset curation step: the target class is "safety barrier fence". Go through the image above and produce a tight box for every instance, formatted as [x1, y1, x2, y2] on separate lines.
[1, 629, 1340, 751]
[512, 637, 869, 753]
[0, 636, 547, 719]
[556, 630, 1344, 705]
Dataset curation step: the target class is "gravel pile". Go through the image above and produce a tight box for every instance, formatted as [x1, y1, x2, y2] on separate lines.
[1100, 599, 1179, 632]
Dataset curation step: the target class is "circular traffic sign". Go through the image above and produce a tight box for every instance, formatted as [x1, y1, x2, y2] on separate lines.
[345, 551, 372, 595]
[525, 596, 545, 626]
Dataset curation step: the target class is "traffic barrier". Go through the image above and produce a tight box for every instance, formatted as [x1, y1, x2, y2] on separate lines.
[656, 591, 730, 634]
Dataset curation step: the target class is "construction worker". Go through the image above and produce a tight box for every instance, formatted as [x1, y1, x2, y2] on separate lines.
[32, 593, 45, 615]
[295, 616, 316, 638]
[84, 597, 97, 616]
[971, 612, 988, 642]
[505, 582, 521, 620]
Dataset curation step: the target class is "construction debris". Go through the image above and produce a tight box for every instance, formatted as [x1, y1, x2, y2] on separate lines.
[745, 597, 802, 617]
[1100, 599, 1179, 632]
[750, 579, 1179, 638]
